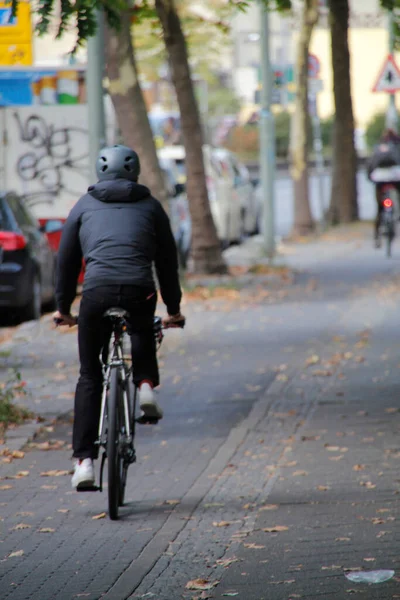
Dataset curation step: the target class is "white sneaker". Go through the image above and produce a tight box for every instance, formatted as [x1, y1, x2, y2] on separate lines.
[139, 382, 163, 421]
[71, 458, 95, 489]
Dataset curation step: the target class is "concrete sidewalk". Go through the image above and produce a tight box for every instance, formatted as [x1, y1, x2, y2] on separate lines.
[1, 222, 400, 599]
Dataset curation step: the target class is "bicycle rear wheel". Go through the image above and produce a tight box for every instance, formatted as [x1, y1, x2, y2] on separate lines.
[107, 368, 123, 520]
[386, 222, 395, 258]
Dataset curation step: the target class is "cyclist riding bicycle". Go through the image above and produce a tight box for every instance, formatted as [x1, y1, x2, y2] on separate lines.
[367, 128, 400, 247]
[53, 144, 185, 490]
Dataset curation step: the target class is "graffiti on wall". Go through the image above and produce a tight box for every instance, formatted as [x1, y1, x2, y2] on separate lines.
[14, 112, 89, 207]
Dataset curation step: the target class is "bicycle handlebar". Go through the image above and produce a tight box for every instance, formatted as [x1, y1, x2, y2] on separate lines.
[53, 315, 185, 329]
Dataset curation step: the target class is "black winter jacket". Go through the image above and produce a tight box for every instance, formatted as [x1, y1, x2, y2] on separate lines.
[55, 178, 182, 316]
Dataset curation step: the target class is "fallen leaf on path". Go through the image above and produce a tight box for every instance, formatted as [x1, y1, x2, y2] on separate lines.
[258, 504, 279, 511]
[8, 550, 24, 557]
[164, 499, 180, 506]
[301, 435, 320, 441]
[7, 471, 30, 479]
[38, 528, 55, 533]
[243, 543, 265, 549]
[276, 374, 289, 382]
[364, 557, 376, 562]
[329, 455, 345, 461]
[321, 565, 342, 570]
[216, 558, 240, 567]
[12, 523, 31, 530]
[57, 509, 69, 513]
[11, 450, 24, 459]
[312, 370, 332, 377]
[40, 470, 70, 477]
[292, 470, 308, 477]
[185, 579, 219, 591]
[362, 481, 376, 489]
[262, 526, 289, 532]
[41, 485, 57, 490]
[0, 484, 13, 490]
[317, 486, 330, 491]
[305, 355, 320, 366]
[213, 521, 231, 527]
[385, 408, 400, 414]
[92, 513, 106, 520]
[335, 537, 351, 542]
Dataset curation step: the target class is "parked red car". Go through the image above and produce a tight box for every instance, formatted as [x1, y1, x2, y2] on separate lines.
[38, 217, 85, 284]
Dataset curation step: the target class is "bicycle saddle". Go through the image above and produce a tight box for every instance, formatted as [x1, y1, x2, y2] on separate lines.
[103, 308, 131, 319]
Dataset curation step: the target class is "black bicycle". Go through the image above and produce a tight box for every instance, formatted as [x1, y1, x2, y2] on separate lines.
[74, 309, 183, 520]
[377, 183, 397, 257]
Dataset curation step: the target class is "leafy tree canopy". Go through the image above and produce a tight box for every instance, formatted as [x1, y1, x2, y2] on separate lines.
[9, 0, 291, 48]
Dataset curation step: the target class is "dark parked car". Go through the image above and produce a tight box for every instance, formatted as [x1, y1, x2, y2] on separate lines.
[0, 192, 58, 321]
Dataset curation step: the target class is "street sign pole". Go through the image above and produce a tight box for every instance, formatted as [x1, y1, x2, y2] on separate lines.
[309, 86, 326, 230]
[386, 12, 398, 131]
[87, 9, 107, 184]
[259, 2, 275, 259]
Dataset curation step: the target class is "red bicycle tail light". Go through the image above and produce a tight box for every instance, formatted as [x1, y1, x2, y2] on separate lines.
[383, 198, 393, 209]
[0, 231, 27, 250]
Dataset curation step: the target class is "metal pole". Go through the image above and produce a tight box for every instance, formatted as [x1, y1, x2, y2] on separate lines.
[87, 9, 107, 184]
[259, 2, 275, 259]
[310, 90, 326, 230]
[386, 12, 398, 131]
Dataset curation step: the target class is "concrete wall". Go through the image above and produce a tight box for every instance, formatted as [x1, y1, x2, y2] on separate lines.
[0, 103, 116, 219]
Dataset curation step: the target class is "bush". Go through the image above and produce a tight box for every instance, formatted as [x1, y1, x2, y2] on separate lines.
[275, 111, 291, 158]
[0, 370, 32, 436]
[365, 112, 386, 150]
[224, 110, 292, 160]
[320, 115, 334, 149]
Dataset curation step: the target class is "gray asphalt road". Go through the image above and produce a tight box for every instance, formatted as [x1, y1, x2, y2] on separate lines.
[1, 226, 400, 599]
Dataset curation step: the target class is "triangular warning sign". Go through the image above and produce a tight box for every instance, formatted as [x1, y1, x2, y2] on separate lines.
[373, 54, 400, 93]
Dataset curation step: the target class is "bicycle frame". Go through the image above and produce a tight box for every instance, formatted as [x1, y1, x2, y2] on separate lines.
[95, 320, 137, 493]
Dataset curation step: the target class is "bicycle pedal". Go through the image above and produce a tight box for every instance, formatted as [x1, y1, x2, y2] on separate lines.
[76, 485, 100, 492]
[136, 415, 160, 425]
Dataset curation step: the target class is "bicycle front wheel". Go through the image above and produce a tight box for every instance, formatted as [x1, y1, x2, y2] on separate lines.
[107, 368, 122, 520]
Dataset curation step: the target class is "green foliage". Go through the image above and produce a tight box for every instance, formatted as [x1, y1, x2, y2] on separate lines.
[320, 115, 334, 149]
[10, 0, 292, 48]
[365, 111, 386, 149]
[275, 111, 291, 158]
[224, 110, 292, 160]
[0, 369, 32, 430]
[230, 0, 291, 11]
[207, 87, 241, 118]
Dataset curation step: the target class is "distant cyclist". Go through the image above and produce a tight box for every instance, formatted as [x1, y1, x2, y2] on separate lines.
[53, 145, 185, 489]
[367, 128, 400, 246]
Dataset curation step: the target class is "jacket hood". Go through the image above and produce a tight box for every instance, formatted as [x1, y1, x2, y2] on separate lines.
[87, 178, 151, 203]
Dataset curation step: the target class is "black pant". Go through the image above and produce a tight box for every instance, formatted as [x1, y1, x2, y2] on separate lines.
[73, 285, 158, 459]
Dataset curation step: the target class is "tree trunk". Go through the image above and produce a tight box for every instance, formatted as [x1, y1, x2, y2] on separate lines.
[104, 15, 168, 211]
[154, 0, 227, 274]
[328, 0, 358, 223]
[290, 0, 318, 237]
